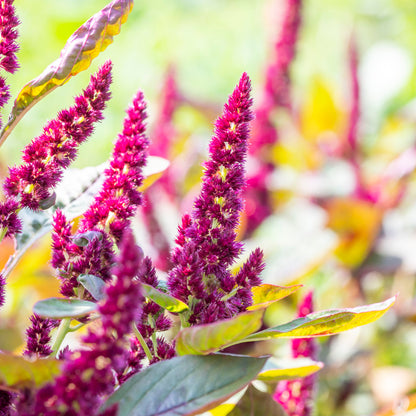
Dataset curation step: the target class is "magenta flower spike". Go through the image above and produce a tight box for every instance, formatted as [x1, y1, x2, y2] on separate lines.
[274, 291, 318, 416]
[30, 229, 143, 415]
[167, 73, 264, 325]
[0, 273, 5, 308]
[3, 61, 112, 212]
[23, 314, 58, 358]
[79, 89, 149, 242]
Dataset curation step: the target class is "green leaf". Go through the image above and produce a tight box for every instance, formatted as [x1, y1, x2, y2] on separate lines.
[142, 283, 188, 313]
[78, 274, 106, 301]
[248, 284, 303, 311]
[0, 353, 61, 389]
[33, 297, 98, 319]
[257, 357, 323, 382]
[241, 296, 396, 343]
[226, 384, 288, 416]
[175, 309, 265, 355]
[0, 0, 134, 145]
[102, 354, 268, 416]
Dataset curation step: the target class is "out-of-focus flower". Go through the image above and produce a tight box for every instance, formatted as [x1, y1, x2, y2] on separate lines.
[274, 291, 318, 416]
[168, 73, 264, 325]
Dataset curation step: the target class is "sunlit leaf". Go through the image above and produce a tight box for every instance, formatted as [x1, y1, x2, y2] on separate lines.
[33, 297, 97, 319]
[0, 0, 134, 145]
[78, 274, 106, 301]
[0, 353, 60, 389]
[247, 284, 302, 311]
[226, 384, 288, 416]
[140, 156, 170, 191]
[102, 354, 268, 416]
[240, 297, 395, 343]
[142, 283, 188, 313]
[257, 357, 323, 382]
[175, 309, 264, 355]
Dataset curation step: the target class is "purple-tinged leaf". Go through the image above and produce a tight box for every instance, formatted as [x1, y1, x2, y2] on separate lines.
[102, 354, 268, 416]
[0, 353, 60, 389]
[0, 0, 134, 146]
[175, 309, 265, 355]
[240, 296, 396, 343]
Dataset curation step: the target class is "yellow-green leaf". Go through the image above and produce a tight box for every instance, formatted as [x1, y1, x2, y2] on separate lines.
[248, 284, 302, 311]
[257, 358, 323, 382]
[0, 0, 133, 145]
[0, 353, 61, 389]
[175, 309, 265, 355]
[241, 296, 396, 343]
[142, 283, 188, 313]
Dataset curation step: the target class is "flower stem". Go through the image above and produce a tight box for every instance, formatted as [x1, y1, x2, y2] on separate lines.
[52, 318, 71, 357]
[133, 322, 153, 362]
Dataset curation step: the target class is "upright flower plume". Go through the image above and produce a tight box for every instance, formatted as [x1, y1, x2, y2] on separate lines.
[244, 0, 303, 235]
[0, 0, 20, 128]
[23, 314, 58, 358]
[79, 89, 149, 242]
[3, 61, 112, 212]
[274, 291, 318, 416]
[168, 73, 264, 324]
[28, 229, 143, 416]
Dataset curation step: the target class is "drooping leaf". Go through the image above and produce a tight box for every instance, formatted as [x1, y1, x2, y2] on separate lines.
[102, 354, 268, 416]
[240, 297, 396, 343]
[226, 384, 288, 416]
[78, 274, 106, 301]
[0, 353, 61, 389]
[0, 0, 134, 145]
[142, 283, 188, 313]
[33, 297, 97, 319]
[257, 357, 323, 383]
[175, 309, 265, 355]
[247, 284, 302, 311]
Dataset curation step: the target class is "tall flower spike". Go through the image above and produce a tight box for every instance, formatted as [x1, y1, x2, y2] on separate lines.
[244, 0, 303, 235]
[168, 73, 264, 325]
[3, 61, 112, 212]
[29, 229, 143, 416]
[23, 314, 58, 358]
[0, 0, 20, 129]
[274, 291, 318, 416]
[79, 89, 149, 242]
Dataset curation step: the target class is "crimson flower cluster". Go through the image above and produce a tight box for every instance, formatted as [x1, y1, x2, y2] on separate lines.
[167, 73, 264, 325]
[23, 314, 58, 359]
[27, 230, 143, 416]
[274, 291, 318, 416]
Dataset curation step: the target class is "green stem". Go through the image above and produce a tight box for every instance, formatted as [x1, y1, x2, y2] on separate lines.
[133, 323, 153, 362]
[180, 313, 190, 328]
[52, 318, 71, 356]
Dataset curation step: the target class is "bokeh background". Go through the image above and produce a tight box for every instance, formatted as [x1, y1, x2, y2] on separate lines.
[2, 1, 416, 415]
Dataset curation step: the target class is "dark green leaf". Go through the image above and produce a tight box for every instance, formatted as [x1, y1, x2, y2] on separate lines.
[0, 0, 134, 145]
[103, 354, 268, 416]
[78, 274, 106, 301]
[142, 283, 188, 313]
[33, 297, 97, 319]
[175, 309, 265, 355]
[241, 297, 396, 343]
[226, 384, 288, 416]
[0, 353, 61, 389]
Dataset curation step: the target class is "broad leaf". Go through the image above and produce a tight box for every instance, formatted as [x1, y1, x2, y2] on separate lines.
[257, 357, 323, 382]
[0, 353, 60, 389]
[240, 297, 396, 343]
[175, 309, 264, 355]
[102, 354, 268, 416]
[0, 0, 134, 145]
[78, 274, 106, 301]
[142, 283, 188, 313]
[33, 297, 97, 319]
[141, 156, 170, 191]
[226, 384, 288, 416]
[248, 284, 302, 311]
